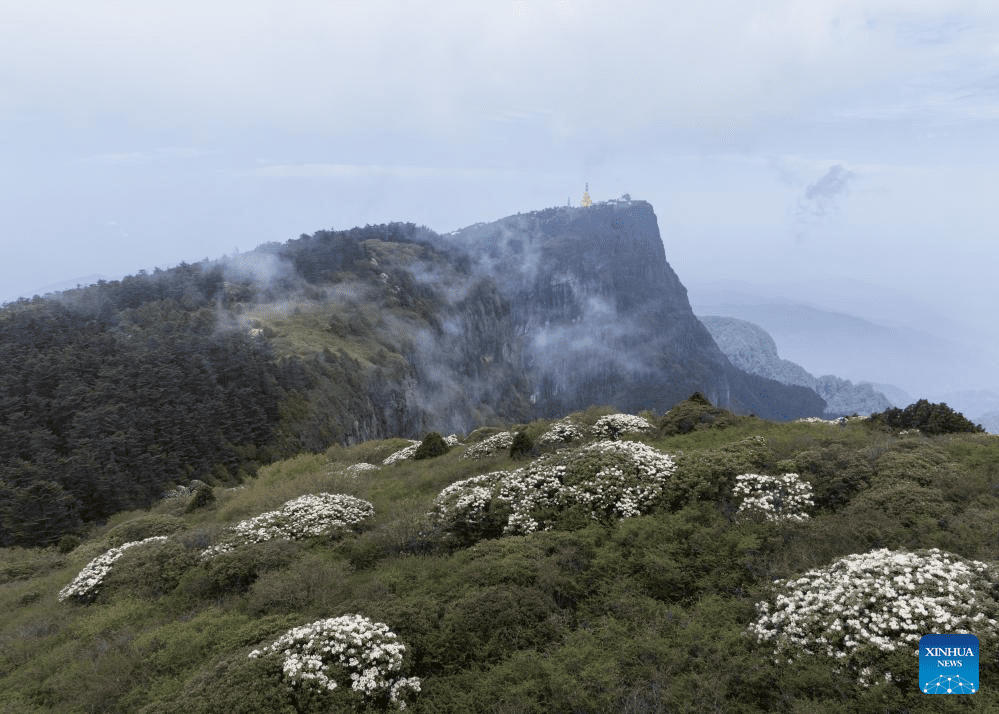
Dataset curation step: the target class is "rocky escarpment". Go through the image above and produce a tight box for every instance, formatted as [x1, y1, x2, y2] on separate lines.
[221, 204, 826, 445]
[438, 201, 825, 421]
[698, 315, 892, 417]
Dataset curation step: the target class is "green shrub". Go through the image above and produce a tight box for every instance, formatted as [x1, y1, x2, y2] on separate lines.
[599, 506, 760, 604]
[668, 436, 771, 510]
[441, 585, 557, 665]
[509, 431, 534, 459]
[660, 393, 741, 435]
[104, 514, 188, 547]
[245, 553, 352, 615]
[167, 653, 301, 714]
[186, 484, 217, 513]
[57, 534, 82, 554]
[844, 481, 953, 529]
[413, 431, 449, 460]
[101, 538, 201, 600]
[196, 540, 301, 598]
[869, 399, 985, 435]
[792, 445, 874, 512]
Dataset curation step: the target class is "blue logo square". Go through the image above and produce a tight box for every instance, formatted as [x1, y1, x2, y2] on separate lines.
[920, 634, 979, 694]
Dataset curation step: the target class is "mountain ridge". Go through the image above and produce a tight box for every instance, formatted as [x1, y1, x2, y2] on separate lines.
[0, 200, 825, 546]
[435, 200, 825, 421]
[698, 315, 894, 417]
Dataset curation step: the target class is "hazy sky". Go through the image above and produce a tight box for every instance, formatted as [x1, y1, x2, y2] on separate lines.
[2, 1, 997, 393]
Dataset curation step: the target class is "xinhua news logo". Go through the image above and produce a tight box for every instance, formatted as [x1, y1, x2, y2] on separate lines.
[919, 634, 979, 694]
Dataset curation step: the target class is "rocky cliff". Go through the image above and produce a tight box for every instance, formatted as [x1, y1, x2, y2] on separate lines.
[434, 200, 825, 423]
[698, 315, 892, 417]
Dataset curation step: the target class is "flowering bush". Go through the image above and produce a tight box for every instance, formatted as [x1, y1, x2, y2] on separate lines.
[795, 416, 845, 425]
[461, 431, 513, 459]
[537, 419, 584, 446]
[591, 413, 654, 439]
[732, 473, 814, 522]
[249, 614, 421, 709]
[431, 440, 677, 538]
[342, 462, 380, 476]
[750, 548, 999, 687]
[59, 536, 169, 603]
[383, 441, 420, 465]
[202, 493, 374, 557]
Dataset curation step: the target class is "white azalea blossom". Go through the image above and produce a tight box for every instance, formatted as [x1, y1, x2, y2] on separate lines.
[201, 493, 374, 557]
[432, 440, 677, 536]
[383, 441, 421, 465]
[461, 431, 514, 459]
[58, 536, 169, 602]
[591, 413, 654, 438]
[733, 473, 814, 522]
[250, 614, 421, 709]
[750, 548, 999, 687]
[342, 462, 380, 476]
[537, 419, 584, 446]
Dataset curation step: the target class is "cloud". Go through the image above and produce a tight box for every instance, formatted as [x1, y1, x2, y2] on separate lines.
[792, 164, 856, 240]
[802, 165, 855, 216]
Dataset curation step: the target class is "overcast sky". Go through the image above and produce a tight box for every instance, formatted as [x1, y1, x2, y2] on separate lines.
[2, 1, 997, 395]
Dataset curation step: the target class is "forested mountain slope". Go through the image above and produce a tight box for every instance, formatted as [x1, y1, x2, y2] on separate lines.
[0, 204, 825, 546]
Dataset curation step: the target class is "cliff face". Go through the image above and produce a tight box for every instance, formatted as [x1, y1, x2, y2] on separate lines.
[437, 201, 825, 422]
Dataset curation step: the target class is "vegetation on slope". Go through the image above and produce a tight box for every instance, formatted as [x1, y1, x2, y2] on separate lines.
[2, 397, 997, 712]
[869, 399, 986, 435]
[0, 224, 468, 547]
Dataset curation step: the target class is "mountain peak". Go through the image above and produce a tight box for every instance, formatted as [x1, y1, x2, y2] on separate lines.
[436, 201, 825, 421]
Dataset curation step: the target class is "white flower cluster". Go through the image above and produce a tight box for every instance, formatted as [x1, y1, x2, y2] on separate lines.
[795, 417, 843, 425]
[58, 536, 169, 602]
[249, 614, 421, 709]
[382, 441, 420, 465]
[432, 440, 677, 536]
[750, 548, 999, 686]
[733, 473, 814, 522]
[591, 413, 654, 438]
[461, 431, 513, 459]
[342, 462, 380, 476]
[202, 493, 374, 557]
[537, 419, 584, 446]
[430, 471, 509, 531]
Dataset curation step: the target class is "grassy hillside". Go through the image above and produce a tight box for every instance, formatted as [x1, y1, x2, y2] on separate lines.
[2, 399, 997, 712]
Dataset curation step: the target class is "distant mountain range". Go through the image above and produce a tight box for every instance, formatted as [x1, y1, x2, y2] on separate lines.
[697, 316, 893, 417]
[689, 284, 999, 432]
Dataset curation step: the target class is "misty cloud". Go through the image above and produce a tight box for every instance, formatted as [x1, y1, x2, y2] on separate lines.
[801, 165, 855, 217]
[222, 251, 296, 290]
[793, 164, 856, 239]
